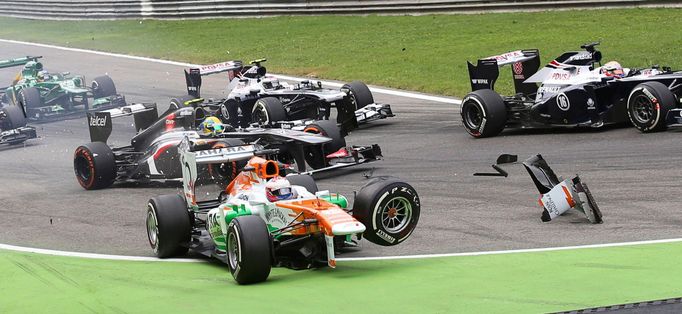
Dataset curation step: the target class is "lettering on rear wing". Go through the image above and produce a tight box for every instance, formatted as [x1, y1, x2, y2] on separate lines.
[483, 50, 538, 67]
[192, 60, 243, 76]
[192, 145, 258, 165]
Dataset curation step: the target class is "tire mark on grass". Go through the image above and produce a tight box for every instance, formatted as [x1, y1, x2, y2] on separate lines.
[10, 258, 55, 288]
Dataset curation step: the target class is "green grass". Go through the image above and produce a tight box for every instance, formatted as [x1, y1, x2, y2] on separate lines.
[2, 242, 682, 313]
[0, 8, 681, 97]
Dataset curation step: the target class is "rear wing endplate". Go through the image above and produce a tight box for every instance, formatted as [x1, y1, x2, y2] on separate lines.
[180, 139, 263, 208]
[86, 103, 158, 143]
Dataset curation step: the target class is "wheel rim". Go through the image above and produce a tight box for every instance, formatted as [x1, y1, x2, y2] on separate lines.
[221, 104, 232, 121]
[380, 196, 412, 233]
[463, 102, 484, 130]
[227, 232, 239, 269]
[74, 155, 91, 182]
[632, 94, 656, 124]
[252, 104, 268, 124]
[146, 209, 159, 249]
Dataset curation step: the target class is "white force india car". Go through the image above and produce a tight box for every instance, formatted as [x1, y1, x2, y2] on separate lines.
[145, 139, 420, 284]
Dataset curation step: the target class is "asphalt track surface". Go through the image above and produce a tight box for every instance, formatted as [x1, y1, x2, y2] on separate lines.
[1, 40, 681, 259]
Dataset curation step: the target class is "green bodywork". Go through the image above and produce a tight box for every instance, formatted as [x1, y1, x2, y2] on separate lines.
[207, 193, 349, 251]
[0, 55, 121, 119]
[208, 204, 253, 251]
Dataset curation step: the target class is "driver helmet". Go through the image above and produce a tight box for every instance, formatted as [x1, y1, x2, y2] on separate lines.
[602, 61, 624, 78]
[200, 116, 224, 135]
[22, 61, 39, 78]
[37, 70, 49, 81]
[265, 177, 296, 202]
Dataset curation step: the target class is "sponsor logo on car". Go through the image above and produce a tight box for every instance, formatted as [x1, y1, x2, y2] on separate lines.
[551, 72, 572, 81]
[89, 115, 107, 127]
[567, 52, 593, 61]
[196, 145, 251, 157]
[376, 229, 396, 244]
[557, 93, 570, 111]
[513, 62, 523, 75]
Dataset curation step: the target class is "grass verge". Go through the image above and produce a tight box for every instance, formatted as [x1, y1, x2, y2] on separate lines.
[0, 8, 681, 97]
[2, 241, 682, 313]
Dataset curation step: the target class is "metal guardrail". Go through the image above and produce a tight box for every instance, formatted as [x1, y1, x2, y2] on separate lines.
[0, 0, 678, 20]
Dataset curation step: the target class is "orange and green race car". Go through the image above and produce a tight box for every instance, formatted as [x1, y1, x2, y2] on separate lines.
[145, 140, 420, 284]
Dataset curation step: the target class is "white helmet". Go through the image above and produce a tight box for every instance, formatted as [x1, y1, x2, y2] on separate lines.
[602, 61, 624, 78]
[265, 177, 295, 202]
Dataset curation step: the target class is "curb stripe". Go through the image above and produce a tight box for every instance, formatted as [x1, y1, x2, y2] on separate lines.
[0, 38, 461, 104]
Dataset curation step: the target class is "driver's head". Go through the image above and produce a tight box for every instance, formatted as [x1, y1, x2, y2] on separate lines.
[602, 61, 624, 78]
[200, 116, 224, 135]
[37, 70, 49, 81]
[265, 177, 295, 202]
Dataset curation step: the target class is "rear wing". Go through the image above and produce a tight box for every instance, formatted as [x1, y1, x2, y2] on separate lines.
[179, 138, 271, 208]
[467, 49, 540, 95]
[184, 60, 243, 98]
[86, 103, 158, 143]
[0, 56, 42, 70]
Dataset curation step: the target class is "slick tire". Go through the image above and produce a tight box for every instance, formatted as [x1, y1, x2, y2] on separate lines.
[146, 194, 191, 258]
[342, 81, 374, 110]
[73, 142, 117, 190]
[207, 139, 246, 186]
[251, 97, 287, 125]
[460, 89, 507, 138]
[227, 215, 273, 285]
[91, 75, 117, 99]
[219, 99, 240, 127]
[18, 87, 43, 110]
[303, 120, 346, 169]
[1, 105, 27, 130]
[169, 95, 197, 111]
[627, 82, 675, 133]
[352, 177, 420, 246]
[286, 174, 318, 193]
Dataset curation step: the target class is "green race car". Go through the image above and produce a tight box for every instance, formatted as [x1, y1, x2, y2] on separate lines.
[0, 56, 126, 121]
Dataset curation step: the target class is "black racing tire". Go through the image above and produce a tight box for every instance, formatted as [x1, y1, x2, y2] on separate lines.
[1, 105, 27, 130]
[73, 142, 117, 190]
[303, 120, 346, 169]
[146, 194, 191, 258]
[207, 139, 246, 185]
[169, 95, 197, 111]
[352, 176, 420, 246]
[219, 99, 240, 127]
[91, 75, 117, 99]
[18, 87, 43, 110]
[460, 89, 507, 138]
[342, 81, 374, 110]
[226, 215, 273, 285]
[251, 97, 287, 125]
[627, 82, 676, 133]
[286, 174, 318, 193]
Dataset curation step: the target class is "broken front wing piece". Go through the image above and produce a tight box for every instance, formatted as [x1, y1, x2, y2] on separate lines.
[522, 154, 603, 224]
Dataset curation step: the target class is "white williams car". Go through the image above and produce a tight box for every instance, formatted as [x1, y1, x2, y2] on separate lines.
[461, 42, 682, 138]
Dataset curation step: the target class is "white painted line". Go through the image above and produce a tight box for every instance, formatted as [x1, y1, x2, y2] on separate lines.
[338, 238, 682, 261]
[0, 38, 462, 104]
[2, 238, 681, 263]
[0, 243, 204, 263]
